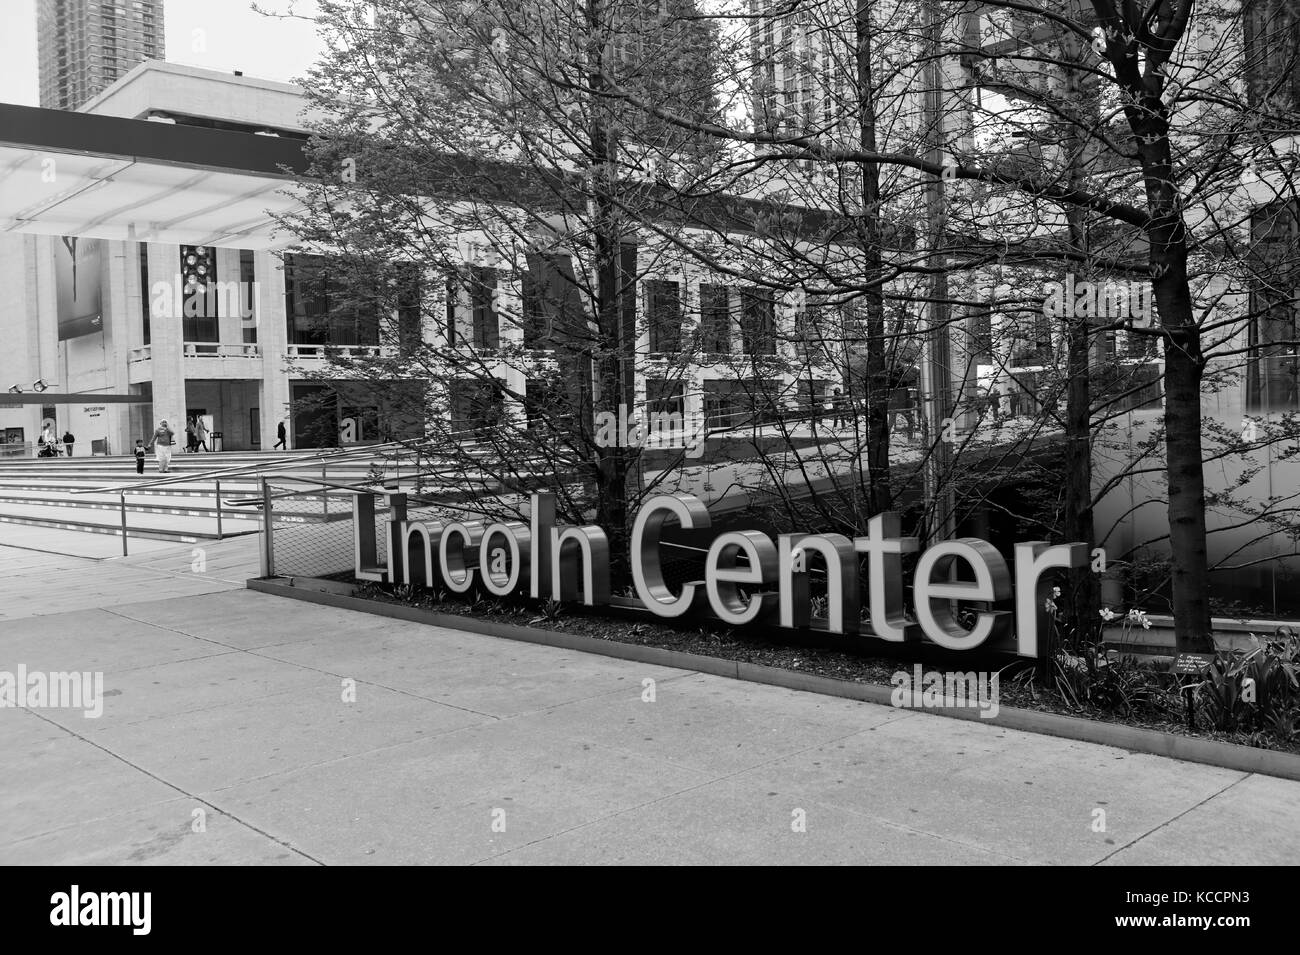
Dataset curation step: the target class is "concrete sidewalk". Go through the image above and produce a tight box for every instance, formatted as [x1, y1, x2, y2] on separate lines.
[2, 585, 1298, 865]
[0, 537, 254, 620]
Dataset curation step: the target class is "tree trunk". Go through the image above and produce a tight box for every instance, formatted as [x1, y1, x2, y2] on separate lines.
[1059, 14, 1098, 643]
[1149, 219, 1214, 652]
[856, 0, 892, 516]
[587, 0, 631, 576]
[1063, 312, 1098, 639]
[1160, 291, 1214, 652]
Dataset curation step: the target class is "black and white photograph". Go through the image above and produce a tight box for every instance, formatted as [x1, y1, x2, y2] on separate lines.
[0, 0, 1293, 907]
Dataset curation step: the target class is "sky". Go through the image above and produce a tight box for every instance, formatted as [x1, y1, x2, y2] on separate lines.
[0, 0, 326, 107]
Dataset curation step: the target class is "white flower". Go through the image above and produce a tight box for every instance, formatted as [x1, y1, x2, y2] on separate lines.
[1052, 586, 1062, 599]
[1099, 607, 1118, 622]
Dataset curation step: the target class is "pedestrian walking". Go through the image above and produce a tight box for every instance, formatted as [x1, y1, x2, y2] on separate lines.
[831, 388, 849, 428]
[147, 420, 176, 473]
[62, 430, 74, 457]
[185, 419, 198, 453]
[134, 439, 146, 475]
[195, 416, 210, 452]
[273, 419, 287, 450]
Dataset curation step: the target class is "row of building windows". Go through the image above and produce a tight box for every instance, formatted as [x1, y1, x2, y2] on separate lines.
[443, 265, 781, 357]
[123, 233, 1300, 424]
[139, 247, 1171, 371]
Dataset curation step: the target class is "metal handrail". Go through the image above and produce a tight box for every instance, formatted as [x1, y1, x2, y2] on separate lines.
[227, 474, 400, 506]
[72, 444, 397, 496]
[73, 427, 489, 496]
[77, 432, 476, 556]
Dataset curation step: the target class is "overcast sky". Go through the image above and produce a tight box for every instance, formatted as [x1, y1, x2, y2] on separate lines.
[0, 0, 326, 107]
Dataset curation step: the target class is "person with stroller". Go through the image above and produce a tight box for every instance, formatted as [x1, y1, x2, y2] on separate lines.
[37, 424, 58, 457]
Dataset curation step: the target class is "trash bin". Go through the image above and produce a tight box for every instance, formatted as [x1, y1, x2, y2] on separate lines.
[210, 431, 223, 453]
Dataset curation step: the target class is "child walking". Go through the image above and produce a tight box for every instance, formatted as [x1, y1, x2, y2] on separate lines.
[134, 439, 146, 475]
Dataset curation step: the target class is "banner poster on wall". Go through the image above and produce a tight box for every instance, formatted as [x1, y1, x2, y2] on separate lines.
[55, 236, 104, 341]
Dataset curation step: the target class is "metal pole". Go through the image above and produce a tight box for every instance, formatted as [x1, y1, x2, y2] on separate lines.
[119, 491, 128, 556]
[322, 463, 328, 519]
[260, 476, 275, 577]
[215, 478, 223, 540]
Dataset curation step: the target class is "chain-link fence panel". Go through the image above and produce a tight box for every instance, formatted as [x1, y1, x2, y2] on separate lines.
[264, 480, 385, 581]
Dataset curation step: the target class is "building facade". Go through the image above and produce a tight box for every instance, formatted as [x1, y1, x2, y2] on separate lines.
[38, 0, 165, 111]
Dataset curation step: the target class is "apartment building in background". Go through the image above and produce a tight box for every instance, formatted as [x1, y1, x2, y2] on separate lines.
[38, 0, 165, 110]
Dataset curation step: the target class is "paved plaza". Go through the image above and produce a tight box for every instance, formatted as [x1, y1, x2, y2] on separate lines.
[2, 537, 1298, 865]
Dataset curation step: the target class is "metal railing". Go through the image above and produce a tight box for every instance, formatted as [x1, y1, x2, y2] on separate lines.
[51, 400, 938, 558]
[128, 343, 263, 362]
[286, 344, 397, 360]
[71, 429, 493, 556]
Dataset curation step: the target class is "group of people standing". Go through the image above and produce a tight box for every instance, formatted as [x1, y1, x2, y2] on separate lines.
[812, 374, 920, 440]
[36, 425, 75, 457]
[133, 418, 288, 474]
[136, 417, 206, 474]
[184, 416, 211, 454]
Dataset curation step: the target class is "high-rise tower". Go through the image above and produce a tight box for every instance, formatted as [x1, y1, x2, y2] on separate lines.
[37, 0, 165, 110]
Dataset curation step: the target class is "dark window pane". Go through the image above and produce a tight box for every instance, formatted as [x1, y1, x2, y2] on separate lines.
[739, 287, 777, 356]
[1244, 0, 1300, 110]
[645, 378, 685, 422]
[470, 266, 499, 350]
[179, 244, 218, 342]
[700, 284, 731, 355]
[1247, 200, 1300, 410]
[239, 249, 257, 343]
[449, 378, 505, 437]
[139, 243, 150, 346]
[646, 279, 683, 354]
[396, 262, 423, 355]
[522, 253, 584, 349]
[283, 253, 380, 348]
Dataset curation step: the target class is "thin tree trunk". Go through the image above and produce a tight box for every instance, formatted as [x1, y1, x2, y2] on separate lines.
[1147, 182, 1214, 652]
[856, 0, 892, 516]
[1063, 311, 1098, 637]
[1158, 270, 1214, 652]
[1060, 8, 1098, 642]
[587, 0, 630, 575]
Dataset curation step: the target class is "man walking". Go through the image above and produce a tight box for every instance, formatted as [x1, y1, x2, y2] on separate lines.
[273, 419, 287, 450]
[147, 420, 176, 473]
[195, 416, 210, 452]
[831, 388, 850, 428]
[62, 430, 75, 457]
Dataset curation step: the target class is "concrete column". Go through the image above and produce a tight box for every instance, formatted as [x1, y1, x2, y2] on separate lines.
[257, 251, 290, 448]
[34, 235, 60, 403]
[145, 242, 187, 440]
[98, 239, 140, 455]
[0, 236, 40, 446]
[682, 278, 704, 438]
[215, 247, 242, 346]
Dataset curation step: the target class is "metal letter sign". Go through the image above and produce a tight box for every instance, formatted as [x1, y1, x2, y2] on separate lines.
[352, 491, 1089, 659]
